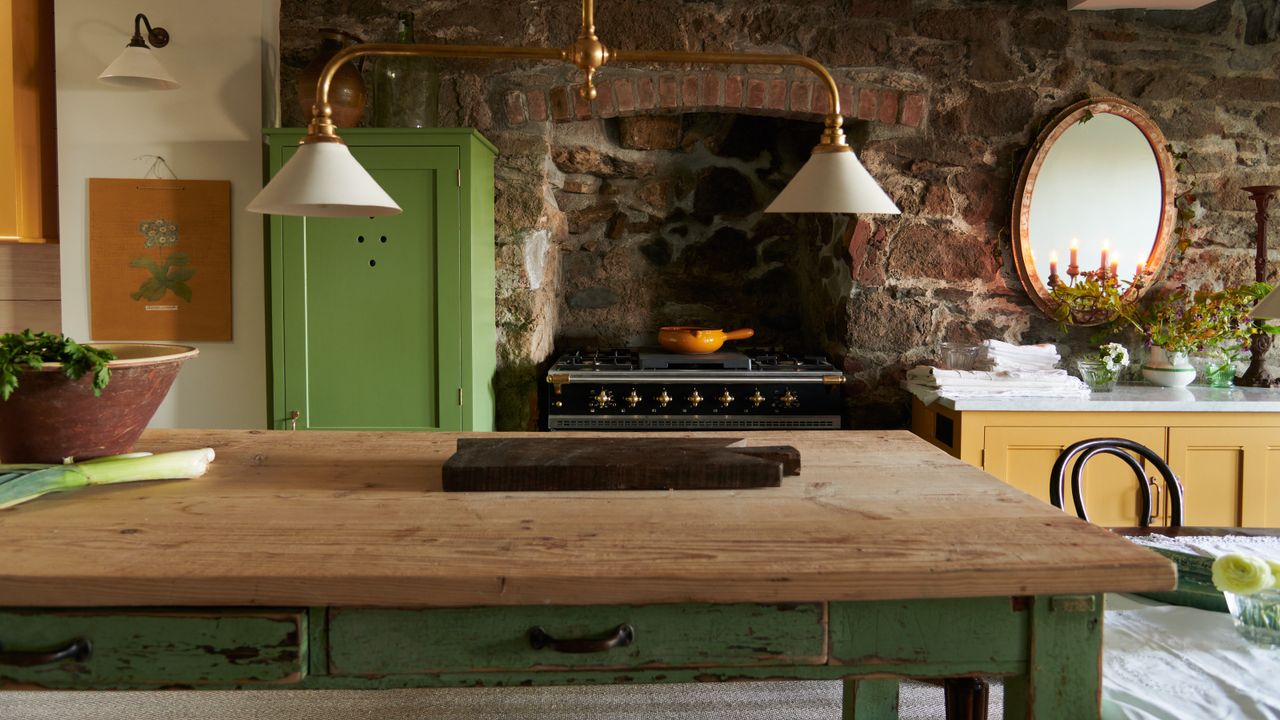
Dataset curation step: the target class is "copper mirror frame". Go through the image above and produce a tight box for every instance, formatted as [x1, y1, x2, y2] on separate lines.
[1011, 97, 1178, 324]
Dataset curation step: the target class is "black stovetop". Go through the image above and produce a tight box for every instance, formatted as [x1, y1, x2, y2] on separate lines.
[549, 348, 838, 374]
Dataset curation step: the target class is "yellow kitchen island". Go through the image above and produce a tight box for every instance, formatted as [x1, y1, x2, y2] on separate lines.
[911, 385, 1280, 528]
[0, 429, 1173, 719]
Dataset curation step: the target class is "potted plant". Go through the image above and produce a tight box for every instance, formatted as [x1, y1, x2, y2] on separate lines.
[1051, 280, 1278, 388]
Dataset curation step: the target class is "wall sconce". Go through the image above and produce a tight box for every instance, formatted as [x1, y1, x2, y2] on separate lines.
[98, 13, 179, 90]
[248, 0, 900, 218]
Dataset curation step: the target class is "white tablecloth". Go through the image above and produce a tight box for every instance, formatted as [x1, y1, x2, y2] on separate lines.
[1103, 601, 1280, 719]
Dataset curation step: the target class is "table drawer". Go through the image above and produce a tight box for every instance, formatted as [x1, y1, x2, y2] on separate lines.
[0, 610, 306, 689]
[328, 603, 826, 676]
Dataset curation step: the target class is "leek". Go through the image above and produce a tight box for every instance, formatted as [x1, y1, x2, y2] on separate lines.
[0, 448, 214, 510]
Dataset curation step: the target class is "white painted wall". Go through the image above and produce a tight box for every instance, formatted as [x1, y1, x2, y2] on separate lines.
[55, 0, 273, 428]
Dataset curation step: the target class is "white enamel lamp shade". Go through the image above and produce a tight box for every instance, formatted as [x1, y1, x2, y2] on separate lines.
[1252, 284, 1280, 320]
[98, 46, 180, 90]
[765, 149, 901, 215]
[247, 141, 402, 217]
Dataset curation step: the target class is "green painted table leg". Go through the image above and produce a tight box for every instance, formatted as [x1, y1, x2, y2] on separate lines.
[842, 678, 899, 720]
[1004, 594, 1103, 720]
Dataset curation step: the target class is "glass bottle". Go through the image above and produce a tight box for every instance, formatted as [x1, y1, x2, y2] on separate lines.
[371, 12, 439, 128]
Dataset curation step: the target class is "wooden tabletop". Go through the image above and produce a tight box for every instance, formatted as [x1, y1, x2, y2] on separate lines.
[0, 429, 1176, 608]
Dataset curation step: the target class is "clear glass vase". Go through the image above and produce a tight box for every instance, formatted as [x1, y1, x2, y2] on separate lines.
[1202, 360, 1236, 388]
[1225, 588, 1280, 649]
[1076, 359, 1118, 392]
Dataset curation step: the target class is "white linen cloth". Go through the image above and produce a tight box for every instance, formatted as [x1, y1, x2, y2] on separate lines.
[905, 365, 1090, 404]
[1102, 604, 1280, 720]
[1127, 534, 1280, 565]
[974, 339, 1061, 372]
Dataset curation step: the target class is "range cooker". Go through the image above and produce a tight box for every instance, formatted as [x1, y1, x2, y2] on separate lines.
[544, 349, 845, 430]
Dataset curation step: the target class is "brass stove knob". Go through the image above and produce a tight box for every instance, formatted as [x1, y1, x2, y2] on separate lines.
[718, 390, 735, 407]
[748, 390, 766, 407]
[625, 389, 642, 408]
[779, 390, 799, 409]
[687, 390, 704, 407]
[591, 388, 614, 409]
[655, 390, 672, 408]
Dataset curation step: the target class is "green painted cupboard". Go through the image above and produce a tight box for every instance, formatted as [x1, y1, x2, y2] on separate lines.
[264, 129, 496, 432]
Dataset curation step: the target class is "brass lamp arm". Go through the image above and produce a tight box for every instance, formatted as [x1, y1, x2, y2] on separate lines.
[307, 39, 849, 150]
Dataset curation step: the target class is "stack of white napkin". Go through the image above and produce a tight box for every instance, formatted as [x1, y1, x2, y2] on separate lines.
[905, 366, 1090, 403]
[974, 339, 1060, 372]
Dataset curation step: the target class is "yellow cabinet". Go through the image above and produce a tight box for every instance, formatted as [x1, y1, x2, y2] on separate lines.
[911, 395, 1280, 528]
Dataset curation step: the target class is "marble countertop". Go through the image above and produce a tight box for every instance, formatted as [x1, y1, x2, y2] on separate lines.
[931, 384, 1280, 412]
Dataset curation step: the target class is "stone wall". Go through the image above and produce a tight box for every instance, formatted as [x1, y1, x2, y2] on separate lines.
[280, 0, 1280, 430]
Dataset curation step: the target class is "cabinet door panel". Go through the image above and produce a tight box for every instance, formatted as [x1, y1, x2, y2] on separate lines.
[278, 145, 462, 431]
[1167, 427, 1280, 528]
[984, 426, 1167, 527]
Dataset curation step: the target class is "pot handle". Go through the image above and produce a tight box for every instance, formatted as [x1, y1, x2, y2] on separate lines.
[722, 328, 755, 341]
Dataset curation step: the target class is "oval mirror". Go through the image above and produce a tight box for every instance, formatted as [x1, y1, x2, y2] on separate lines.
[1012, 97, 1177, 323]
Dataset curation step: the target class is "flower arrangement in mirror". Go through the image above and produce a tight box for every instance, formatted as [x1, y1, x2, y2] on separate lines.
[1048, 271, 1142, 328]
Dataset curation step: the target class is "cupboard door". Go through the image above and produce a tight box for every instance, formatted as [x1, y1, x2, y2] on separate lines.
[1167, 427, 1280, 528]
[276, 145, 463, 431]
[984, 426, 1168, 527]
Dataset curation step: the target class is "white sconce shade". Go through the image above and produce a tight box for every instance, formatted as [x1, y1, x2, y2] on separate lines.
[1252, 285, 1280, 320]
[248, 141, 402, 217]
[765, 150, 901, 215]
[98, 46, 179, 90]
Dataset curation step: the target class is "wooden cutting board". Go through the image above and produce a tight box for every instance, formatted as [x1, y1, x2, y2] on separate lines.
[442, 437, 800, 492]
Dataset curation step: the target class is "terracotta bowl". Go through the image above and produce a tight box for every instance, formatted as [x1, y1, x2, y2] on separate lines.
[0, 343, 197, 463]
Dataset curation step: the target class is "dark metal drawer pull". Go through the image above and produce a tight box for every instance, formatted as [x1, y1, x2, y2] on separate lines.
[528, 623, 634, 654]
[0, 638, 92, 667]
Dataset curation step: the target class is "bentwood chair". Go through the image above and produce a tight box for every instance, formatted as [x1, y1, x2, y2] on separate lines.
[1050, 438, 1185, 527]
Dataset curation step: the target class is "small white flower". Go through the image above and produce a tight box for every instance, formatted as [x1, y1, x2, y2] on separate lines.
[1098, 343, 1130, 372]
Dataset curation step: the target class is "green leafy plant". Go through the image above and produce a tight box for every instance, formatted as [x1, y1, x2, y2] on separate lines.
[0, 330, 116, 400]
[130, 252, 195, 302]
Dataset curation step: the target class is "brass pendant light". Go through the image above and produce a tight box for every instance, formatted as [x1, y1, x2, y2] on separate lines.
[248, 0, 900, 217]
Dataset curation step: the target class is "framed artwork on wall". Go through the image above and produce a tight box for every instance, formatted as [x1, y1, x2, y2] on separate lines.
[88, 178, 232, 341]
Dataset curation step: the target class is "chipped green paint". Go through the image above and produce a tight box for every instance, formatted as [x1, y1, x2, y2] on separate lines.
[828, 596, 1027, 677]
[1003, 594, 1104, 719]
[842, 678, 899, 720]
[328, 603, 826, 676]
[0, 610, 306, 689]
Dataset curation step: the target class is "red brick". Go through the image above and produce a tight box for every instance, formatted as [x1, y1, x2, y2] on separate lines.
[746, 78, 767, 109]
[682, 75, 699, 107]
[574, 87, 592, 120]
[637, 77, 657, 110]
[877, 89, 899, 124]
[811, 84, 831, 115]
[549, 86, 573, 122]
[766, 79, 787, 110]
[857, 88, 878, 121]
[504, 91, 527, 126]
[789, 81, 811, 114]
[901, 92, 926, 128]
[658, 75, 679, 109]
[838, 84, 855, 117]
[701, 73, 720, 107]
[724, 75, 744, 108]
[526, 90, 548, 122]
[614, 79, 636, 114]
[594, 80, 617, 118]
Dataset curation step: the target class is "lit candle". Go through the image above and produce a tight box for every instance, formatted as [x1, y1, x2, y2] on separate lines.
[1100, 239, 1109, 273]
[1136, 261, 1144, 279]
[1049, 250, 1059, 277]
[1069, 238, 1079, 268]
[1109, 258, 1119, 278]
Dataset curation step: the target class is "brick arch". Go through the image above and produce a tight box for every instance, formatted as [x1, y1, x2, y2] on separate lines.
[502, 70, 928, 130]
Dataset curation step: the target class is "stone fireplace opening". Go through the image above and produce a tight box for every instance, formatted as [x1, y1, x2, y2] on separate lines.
[552, 111, 854, 361]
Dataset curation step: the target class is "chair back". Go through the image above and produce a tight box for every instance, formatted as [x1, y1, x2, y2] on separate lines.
[1049, 438, 1184, 527]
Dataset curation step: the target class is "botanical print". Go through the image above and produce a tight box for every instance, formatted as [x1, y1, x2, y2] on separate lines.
[130, 218, 195, 303]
